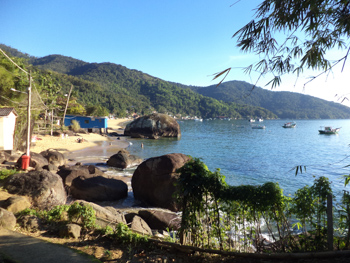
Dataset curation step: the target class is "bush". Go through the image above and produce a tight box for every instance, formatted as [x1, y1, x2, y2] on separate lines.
[70, 120, 81, 132]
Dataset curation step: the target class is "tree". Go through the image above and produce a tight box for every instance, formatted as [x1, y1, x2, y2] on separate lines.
[220, 0, 350, 95]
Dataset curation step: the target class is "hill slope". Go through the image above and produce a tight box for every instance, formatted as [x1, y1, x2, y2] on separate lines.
[1, 44, 349, 119]
[190, 81, 350, 119]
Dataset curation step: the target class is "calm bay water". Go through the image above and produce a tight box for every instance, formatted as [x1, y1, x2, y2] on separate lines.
[126, 119, 350, 198]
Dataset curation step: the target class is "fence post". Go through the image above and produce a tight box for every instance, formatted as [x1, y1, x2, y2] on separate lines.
[327, 194, 333, 251]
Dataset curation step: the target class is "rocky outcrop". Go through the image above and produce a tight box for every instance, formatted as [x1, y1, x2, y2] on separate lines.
[77, 201, 127, 228]
[4, 170, 67, 210]
[138, 210, 181, 231]
[106, 149, 143, 169]
[57, 164, 104, 186]
[40, 149, 66, 166]
[130, 215, 152, 235]
[0, 151, 11, 164]
[132, 153, 191, 211]
[70, 176, 128, 202]
[124, 113, 181, 139]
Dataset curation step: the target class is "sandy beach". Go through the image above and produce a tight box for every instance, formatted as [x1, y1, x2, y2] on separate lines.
[30, 118, 130, 154]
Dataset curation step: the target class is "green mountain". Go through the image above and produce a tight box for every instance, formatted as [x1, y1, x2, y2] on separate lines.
[190, 81, 350, 119]
[1, 44, 349, 119]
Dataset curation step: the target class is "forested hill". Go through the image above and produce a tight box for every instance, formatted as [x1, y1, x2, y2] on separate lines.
[190, 81, 350, 119]
[1, 43, 349, 119]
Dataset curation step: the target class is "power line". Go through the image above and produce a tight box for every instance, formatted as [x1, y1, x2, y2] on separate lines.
[0, 48, 29, 75]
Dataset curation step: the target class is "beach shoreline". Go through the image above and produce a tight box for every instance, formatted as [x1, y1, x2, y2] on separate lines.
[30, 118, 130, 155]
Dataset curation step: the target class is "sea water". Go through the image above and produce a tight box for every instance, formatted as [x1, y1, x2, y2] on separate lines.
[125, 119, 350, 198]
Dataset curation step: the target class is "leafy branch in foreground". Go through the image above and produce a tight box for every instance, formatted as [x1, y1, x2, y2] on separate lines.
[230, 0, 350, 90]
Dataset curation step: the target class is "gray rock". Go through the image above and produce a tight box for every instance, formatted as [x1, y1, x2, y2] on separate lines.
[77, 201, 127, 228]
[132, 153, 190, 211]
[106, 149, 143, 169]
[124, 113, 181, 139]
[1, 196, 31, 214]
[0, 208, 16, 230]
[70, 176, 128, 202]
[17, 215, 41, 231]
[4, 170, 67, 210]
[59, 223, 81, 239]
[130, 215, 152, 236]
[57, 164, 104, 186]
[40, 149, 66, 166]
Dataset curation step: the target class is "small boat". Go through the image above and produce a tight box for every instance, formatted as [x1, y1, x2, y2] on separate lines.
[282, 122, 296, 128]
[194, 118, 203, 122]
[252, 125, 266, 129]
[258, 118, 264, 122]
[249, 119, 255, 122]
[318, 126, 341, 134]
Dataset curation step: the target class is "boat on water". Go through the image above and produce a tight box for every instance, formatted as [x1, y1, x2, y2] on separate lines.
[249, 119, 255, 122]
[282, 122, 296, 128]
[318, 126, 341, 134]
[252, 125, 266, 129]
[194, 118, 203, 122]
[258, 118, 264, 122]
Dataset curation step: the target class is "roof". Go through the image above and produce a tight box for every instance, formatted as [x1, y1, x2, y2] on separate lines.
[0, 107, 18, 117]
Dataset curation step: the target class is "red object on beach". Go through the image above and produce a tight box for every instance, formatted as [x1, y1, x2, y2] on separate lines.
[21, 155, 30, 170]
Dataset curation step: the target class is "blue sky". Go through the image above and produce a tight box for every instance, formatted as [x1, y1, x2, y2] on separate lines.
[1, 0, 349, 105]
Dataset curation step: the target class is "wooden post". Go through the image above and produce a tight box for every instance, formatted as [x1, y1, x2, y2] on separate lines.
[63, 85, 73, 127]
[26, 71, 32, 157]
[327, 194, 333, 251]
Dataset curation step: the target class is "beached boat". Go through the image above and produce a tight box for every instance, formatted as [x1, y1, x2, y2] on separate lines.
[282, 122, 296, 128]
[318, 126, 340, 134]
[252, 125, 266, 129]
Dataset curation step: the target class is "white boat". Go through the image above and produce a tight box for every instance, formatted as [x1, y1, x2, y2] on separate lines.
[249, 119, 255, 122]
[258, 118, 263, 122]
[318, 126, 340, 134]
[194, 118, 203, 122]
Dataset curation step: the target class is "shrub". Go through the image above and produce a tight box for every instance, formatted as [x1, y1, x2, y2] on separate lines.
[70, 120, 81, 132]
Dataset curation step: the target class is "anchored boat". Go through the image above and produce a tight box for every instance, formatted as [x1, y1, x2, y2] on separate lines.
[318, 126, 340, 134]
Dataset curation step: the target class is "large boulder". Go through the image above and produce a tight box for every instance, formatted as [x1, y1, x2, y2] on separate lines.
[124, 113, 181, 139]
[70, 176, 128, 202]
[4, 170, 67, 210]
[40, 149, 66, 166]
[16, 152, 48, 170]
[57, 164, 104, 186]
[132, 153, 191, 211]
[106, 149, 143, 169]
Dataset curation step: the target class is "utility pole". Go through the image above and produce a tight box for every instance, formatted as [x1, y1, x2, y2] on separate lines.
[26, 71, 32, 157]
[63, 85, 73, 126]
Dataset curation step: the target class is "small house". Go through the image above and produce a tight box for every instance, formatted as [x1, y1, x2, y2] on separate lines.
[64, 115, 108, 133]
[0, 107, 18, 152]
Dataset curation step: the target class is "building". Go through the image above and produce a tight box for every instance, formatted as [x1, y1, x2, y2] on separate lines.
[64, 115, 108, 133]
[0, 107, 18, 152]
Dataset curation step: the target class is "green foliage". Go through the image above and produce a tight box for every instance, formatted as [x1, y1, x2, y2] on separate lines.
[67, 202, 96, 229]
[232, 0, 350, 89]
[113, 223, 148, 245]
[70, 119, 81, 132]
[175, 158, 344, 253]
[0, 169, 19, 181]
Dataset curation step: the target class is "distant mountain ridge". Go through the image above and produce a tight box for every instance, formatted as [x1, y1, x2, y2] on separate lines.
[189, 81, 350, 119]
[1, 43, 350, 119]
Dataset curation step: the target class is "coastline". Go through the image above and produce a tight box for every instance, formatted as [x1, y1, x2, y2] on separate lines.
[30, 118, 130, 155]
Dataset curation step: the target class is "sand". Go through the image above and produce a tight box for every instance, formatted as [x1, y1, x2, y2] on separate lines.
[30, 118, 130, 154]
